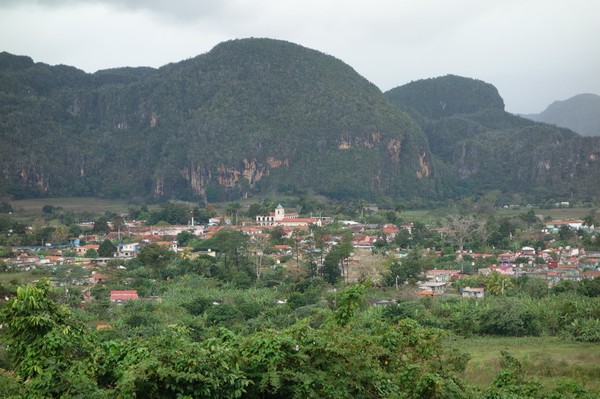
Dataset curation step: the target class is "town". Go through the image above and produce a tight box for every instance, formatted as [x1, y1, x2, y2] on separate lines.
[2, 201, 599, 301]
[1, 199, 600, 397]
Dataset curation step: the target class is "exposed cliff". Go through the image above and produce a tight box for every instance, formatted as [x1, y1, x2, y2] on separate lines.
[0, 40, 444, 201]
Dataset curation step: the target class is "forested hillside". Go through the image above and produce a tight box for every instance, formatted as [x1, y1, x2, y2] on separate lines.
[1, 41, 600, 203]
[0, 39, 448, 202]
[385, 75, 600, 203]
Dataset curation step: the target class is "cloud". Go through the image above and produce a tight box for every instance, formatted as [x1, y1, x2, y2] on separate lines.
[1, 0, 599, 113]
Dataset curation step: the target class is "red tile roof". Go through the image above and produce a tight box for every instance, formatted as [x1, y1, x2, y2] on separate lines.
[110, 290, 138, 301]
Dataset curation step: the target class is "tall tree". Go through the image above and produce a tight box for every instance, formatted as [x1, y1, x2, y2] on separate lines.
[445, 213, 487, 252]
[98, 239, 117, 257]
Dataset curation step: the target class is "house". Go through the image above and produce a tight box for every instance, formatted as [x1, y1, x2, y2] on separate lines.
[418, 282, 447, 295]
[90, 272, 107, 284]
[75, 244, 100, 256]
[256, 204, 321, 227]
[155, 241, 178, 252]
[461, 287, 485, 299]
[497, 253, 515, 266]
[425, 269, 460, 283]
[116, 242, 140, 258]
[110, 290, 139, 302]
[381, 224, 400, 241]
[544, 220, 584, 233]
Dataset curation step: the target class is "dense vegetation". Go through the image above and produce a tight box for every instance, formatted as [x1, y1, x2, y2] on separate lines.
[1, 199, 600, 397]
[2, 40, 600, 204]
[0, 39, 442, 202]
[384, 76, 600, 203]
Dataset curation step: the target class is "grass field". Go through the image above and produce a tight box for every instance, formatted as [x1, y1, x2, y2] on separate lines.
[447, 336, 600, 392]
[9, 197, 133, 215]
[0, 270, 51, 286]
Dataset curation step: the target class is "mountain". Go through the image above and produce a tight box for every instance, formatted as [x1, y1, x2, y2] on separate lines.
[1, 42, 599, 204]
[523, 93, 600, 136]
[0, 40, 447, 202]
[385, 76, 600, 202]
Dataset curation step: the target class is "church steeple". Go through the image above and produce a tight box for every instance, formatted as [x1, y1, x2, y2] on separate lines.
[275, 204, 284, 220]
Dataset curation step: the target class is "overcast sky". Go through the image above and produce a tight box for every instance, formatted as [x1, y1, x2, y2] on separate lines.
[0, 0, 598, 114]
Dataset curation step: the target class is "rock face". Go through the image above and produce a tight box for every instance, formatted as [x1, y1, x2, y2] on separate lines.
[1, 45, 599, 202]
[0, 39, 440, 201]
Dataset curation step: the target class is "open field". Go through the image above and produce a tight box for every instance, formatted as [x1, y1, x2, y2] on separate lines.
[9, 197, 133, 215]
[447, 336, 600, 392]
[0, 270, 51, 286]
[4, 196, 595, 222]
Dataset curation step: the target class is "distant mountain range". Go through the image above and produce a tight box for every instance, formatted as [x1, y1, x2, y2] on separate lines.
[1, 39, 599, 203]
[523, 93, 600, 136]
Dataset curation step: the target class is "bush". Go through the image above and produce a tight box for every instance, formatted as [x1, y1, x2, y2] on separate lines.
[569, 319, 600, 342]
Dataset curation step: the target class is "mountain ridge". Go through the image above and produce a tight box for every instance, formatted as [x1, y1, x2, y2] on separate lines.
[0, 39, 446, 202]
[523, 93, 600, 137]
[1, 39, 599, 203]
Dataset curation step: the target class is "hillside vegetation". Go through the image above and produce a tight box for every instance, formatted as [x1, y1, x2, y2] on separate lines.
[1, 40, 600, 203]
[385, 75, 600, 202]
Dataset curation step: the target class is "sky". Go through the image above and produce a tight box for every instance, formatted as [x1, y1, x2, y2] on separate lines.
[0, 0, 598, 114]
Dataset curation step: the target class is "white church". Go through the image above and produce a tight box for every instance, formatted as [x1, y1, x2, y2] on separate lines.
[255, 204, 321, 227]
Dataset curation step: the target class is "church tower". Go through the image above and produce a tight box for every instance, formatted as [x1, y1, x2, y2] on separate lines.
[274, 204, 285, 221]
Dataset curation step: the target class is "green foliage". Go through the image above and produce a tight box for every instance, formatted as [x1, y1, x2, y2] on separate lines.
[97, 326, 248, 398]
[98, 238, 117, 257]
[568, 318, 600, 342]
[147, 201, 191, 225]
[92, 216, 110, 234]
[137, 243, 177, 277]
[84, 248, 98, 258]
[384, 252, 424, 286]
[385, 74, 505, 120]
[0, 279, 98, 396]
[237, 317, 472, 399]
[333, 283, 367, 326]
[486, 271, 514, 295]
[176, 230, 196, 246]
[322, 250, 342, 284]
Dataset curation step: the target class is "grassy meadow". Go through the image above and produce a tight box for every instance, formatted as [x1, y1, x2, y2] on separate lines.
[9, 197, 133, 216]
[447, 336, 600, 392]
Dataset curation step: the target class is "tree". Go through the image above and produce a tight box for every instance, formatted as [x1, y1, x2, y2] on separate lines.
[212, 228, 249, 267]
[138, 243, 177, 277]
[112, 214, 125, 231]
[384, 252, 423, 286]
[251, 234, 271, 279]
[84, 248, 98, 258]
[558, 224, 576, 242]
[356, 198, 367, 219]
[98, 239, 117, 257]
[322, 251, 342, 284]
[0, 279, 96, 396]
[148, 201, 191, 225]
[226, 202, 242, 225]
[582, 212, 597, 229]
[92, 216, 110, 234]
[333, 283, 367, 326]
[485, 271, 513, 295]
[176, 230, 196, 246]
[445, 213, 487, 252]
[519, 209, 539, 230]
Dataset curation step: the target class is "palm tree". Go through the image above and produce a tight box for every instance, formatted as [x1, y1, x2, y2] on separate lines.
[485, 271, 513, 295]
[582, 213, 597, 230]
[226, 202, 242, 225]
